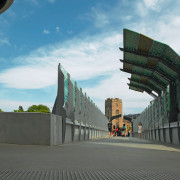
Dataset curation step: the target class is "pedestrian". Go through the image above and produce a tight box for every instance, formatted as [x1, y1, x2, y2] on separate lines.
[107, 120, 112, 138]
[113, 125, 116, 137]
[138, 123, 143, 138]
[118, 128, 121, 136]
[128, 130, 130, 137]
[115, 125, 119, 137]
[121, 124, 126, 137]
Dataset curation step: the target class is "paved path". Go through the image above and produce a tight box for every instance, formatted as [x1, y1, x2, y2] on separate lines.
[0, 137, 180, 179]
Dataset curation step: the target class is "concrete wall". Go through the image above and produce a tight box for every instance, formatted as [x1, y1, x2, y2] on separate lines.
[0, 113, 108, 146]
[50, 114, 63, 146]
[0, 112, 62, 146]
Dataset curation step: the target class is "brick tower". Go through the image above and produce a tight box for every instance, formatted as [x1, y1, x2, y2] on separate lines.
[105, 98, 123, 127]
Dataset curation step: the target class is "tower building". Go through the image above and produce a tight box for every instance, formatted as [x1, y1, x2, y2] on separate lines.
[105, 98, 123, 127]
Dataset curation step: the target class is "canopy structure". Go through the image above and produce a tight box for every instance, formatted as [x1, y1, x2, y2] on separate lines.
[0, 0, 14, 15]
[120, 29, 180, 123]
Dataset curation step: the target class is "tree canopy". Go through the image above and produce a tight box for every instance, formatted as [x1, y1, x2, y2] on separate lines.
[27, 104, 50, 113]
[13, 104, 50, 113]
[14, 105, 24, 112]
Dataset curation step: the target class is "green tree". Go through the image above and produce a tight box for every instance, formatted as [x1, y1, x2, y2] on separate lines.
[0, 109, 3, 112]
[27, 104, 50, 113]
[14, 105, 24, 112]
[18, 106, 24, 112]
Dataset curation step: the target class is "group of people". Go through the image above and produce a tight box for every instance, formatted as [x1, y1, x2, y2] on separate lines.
[107, 120, 130, 138]
[107, 121, 143, 138]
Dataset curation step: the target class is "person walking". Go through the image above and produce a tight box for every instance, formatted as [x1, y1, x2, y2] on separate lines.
[112, 125, 116, 137]
[107, 120, 112, 138]
[115, 125, 119, 137]
[138, 123, 143, 138]
[128, 130, 130, 137]
[121, 124, 126, 137]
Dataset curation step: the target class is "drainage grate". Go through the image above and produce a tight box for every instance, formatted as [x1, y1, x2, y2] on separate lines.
[0, 169, 179, 180]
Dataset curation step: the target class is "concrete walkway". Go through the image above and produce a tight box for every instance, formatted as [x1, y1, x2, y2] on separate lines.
[0, 137, 180, 179]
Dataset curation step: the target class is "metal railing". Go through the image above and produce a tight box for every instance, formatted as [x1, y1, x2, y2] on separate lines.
[52, 64, 108, 142]
[133, 87, 170, 132]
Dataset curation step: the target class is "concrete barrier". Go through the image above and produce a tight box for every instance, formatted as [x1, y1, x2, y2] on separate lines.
[0, 113, 108, 146]
[132, 122, 180, 146]
[0, 112, 62, 146]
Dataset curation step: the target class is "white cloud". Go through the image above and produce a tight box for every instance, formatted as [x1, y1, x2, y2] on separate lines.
[88, 7, 109, 28]
[56, 26, 60, 33]
[43, 29, 50, 34]
[0, 66, 56, 89]
[143, 0, 164, 10]
[48, 0, 55, 3]
[0, 38, 11, 46]
[136, 2, 148, 16]
[0, 32, 122, 89]
[67, 30, 73, 34]
[136, 0, 163, 16]
[27, 0, 38, 5]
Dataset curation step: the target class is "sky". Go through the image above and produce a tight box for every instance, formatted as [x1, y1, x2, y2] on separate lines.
[0, 0, 180, 114]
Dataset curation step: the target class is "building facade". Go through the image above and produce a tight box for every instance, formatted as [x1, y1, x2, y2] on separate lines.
[105, 98, 132, 134]
[105, 98, 123, 127]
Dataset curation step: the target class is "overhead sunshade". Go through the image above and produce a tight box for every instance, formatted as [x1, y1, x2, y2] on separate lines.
[120, 29, 180, 97]
[123, 29, 180, 71]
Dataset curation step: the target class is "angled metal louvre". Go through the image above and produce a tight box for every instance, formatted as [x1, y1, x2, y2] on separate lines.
[130, 76, 162, 94]
[129, 85, 144, 93]
[128, 83, 158, 98]
[121, 66, 168, 89]
[129, 81, 152, 93]
[124, 29, 139, 52]
[123, 51, 177, 82]
[122, 61, 169, 88]
[162, 46, 179, 67]
[152, 72, 169, 87]
[156, 62, 178, 80]
[137, 34, 153, 54]
[124, 29, 180, 71]
[131, 74, 163, 91]
[149, 40, 166, 57]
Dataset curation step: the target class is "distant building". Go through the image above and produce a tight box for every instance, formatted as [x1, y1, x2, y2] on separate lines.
[105, 98, 123, 127]
[105, 98, 132, 135]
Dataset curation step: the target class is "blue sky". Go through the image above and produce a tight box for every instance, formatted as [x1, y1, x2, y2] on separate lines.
[0, 0, 180, 113]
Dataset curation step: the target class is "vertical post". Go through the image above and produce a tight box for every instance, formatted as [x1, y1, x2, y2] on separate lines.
[177, 76, 180, 122]
[169, 81, 178, 143]
[75, 82, 81, 140]
[177, 76, 180, 144]
[52, 64, 67, 144]
[169, 82, 177, 123]
[84, 93, 88, 139]
[65, 74, 75, 141]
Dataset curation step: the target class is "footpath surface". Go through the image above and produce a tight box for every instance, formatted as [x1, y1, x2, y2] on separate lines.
[0, 137, 180, 180]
